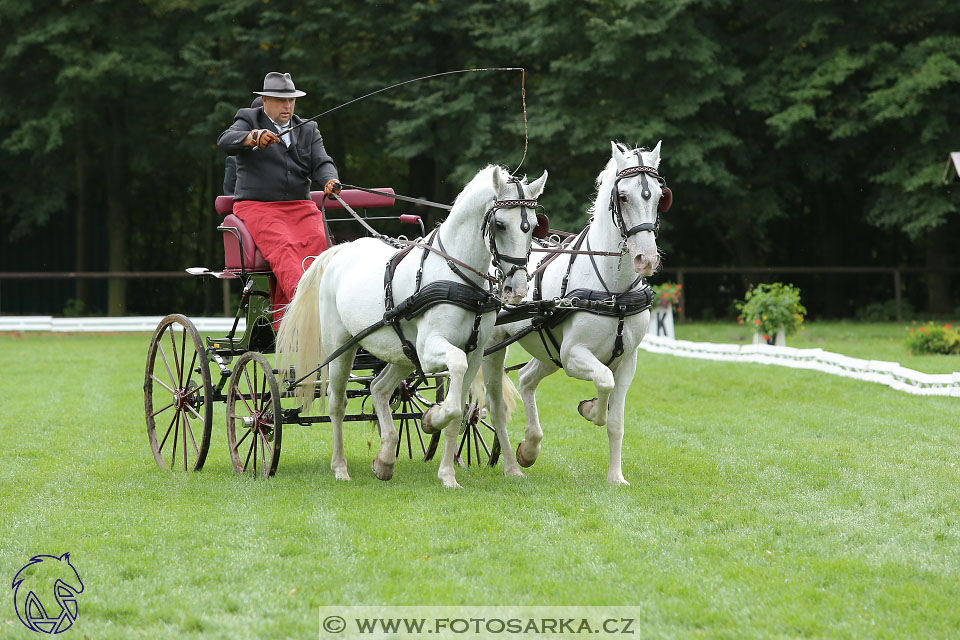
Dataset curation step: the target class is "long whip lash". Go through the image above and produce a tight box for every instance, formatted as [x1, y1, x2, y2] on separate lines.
[286, 67, 529, 175]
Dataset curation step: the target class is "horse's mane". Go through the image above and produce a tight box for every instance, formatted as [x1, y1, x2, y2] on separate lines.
[586, 143, 632, 218]
[450, 164, 506, 212]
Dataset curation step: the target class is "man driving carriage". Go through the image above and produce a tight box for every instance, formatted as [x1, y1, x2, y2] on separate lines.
[217, 72, 342, 326]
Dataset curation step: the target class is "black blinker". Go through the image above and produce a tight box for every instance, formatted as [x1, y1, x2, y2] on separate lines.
[533, 212, 549, 239]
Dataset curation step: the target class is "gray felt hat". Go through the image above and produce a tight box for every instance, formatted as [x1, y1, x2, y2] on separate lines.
[254, 72, 306, 98]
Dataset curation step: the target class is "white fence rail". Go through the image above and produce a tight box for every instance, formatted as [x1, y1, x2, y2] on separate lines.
[0, 316, 245, 333]
[639, 336, 960, 397]
[3, 317, 956, 397]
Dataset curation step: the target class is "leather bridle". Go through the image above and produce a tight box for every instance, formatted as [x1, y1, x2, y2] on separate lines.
[482, 178, 541, 279]
[609, 149, 670, 239]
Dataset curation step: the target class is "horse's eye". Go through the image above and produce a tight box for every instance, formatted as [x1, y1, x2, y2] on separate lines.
[495, 220, 506, 231]
[619, 193, 628, 203]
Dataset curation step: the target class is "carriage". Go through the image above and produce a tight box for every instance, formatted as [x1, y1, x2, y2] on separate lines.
[143, 188, 502, 477]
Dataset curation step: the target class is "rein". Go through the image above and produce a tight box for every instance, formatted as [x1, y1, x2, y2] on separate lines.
[334, 185, 619, 260]
[333, 180, 544, 283]
[330, 180, 621, 296]
[341, 183, 451, 211]
[327, 192, 499, 286]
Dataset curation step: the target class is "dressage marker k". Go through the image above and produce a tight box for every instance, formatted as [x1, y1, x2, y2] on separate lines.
[11, 553, 84, 634]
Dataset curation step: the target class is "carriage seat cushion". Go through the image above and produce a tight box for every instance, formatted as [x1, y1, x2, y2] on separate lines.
[221, 213, 270, 271]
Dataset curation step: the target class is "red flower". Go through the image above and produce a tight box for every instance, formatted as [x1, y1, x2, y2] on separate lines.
[754, 318, 761, 325]
[737, 317, 743, 325]
[763, 334, 770, 341]
[946, 324, 952, 330]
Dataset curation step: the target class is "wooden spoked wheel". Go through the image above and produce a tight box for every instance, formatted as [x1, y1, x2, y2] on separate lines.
[226, 352, 282, 477]
[421, 391, 501, 467]
[392, 375, 446, 461]
[144, 314, 213, 472]
[455, 395, 501, 468]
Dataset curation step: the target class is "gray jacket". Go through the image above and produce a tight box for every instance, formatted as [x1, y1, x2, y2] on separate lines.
[217, 107, 338, 202]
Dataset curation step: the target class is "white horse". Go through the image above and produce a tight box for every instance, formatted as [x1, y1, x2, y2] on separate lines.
[482, 141, 669, 484]
[277, 165, 548, 488]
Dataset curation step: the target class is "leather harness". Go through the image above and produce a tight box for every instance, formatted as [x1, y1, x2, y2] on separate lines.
[485, 150, 667, 367]
[485, 225, 654, 368]
[384, 228, 501, 384]
[289, 183, 539, 390]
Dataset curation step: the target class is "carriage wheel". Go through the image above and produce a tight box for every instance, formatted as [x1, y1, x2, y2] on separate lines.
[455, 394, 501, 468]
[391, 375, 446, 461]
[420, 390, 501, 467]
[144, 314, 213, 472]
[226, 352, 282, 477]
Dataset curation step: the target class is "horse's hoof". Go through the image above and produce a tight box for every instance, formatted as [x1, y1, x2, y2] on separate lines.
[607, 474, 630, 486]
[440, 476, 463, 489]
[516, 442, 537, 468]
[504, 466, 525, 478]
[578, 398, 598, 421]
[371, 456, 394, 481]
[333, 469, 352, 481]
[421, 405, 442, 435]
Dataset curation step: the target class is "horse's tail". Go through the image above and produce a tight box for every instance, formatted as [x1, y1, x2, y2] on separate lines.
[276, 245, 347, 412]
[471, 364, 521, 421]
[501, 371, 521, 419]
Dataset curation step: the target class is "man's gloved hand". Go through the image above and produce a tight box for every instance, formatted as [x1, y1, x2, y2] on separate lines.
[324, 179, 342, 197]
[247, 129, 281, 150]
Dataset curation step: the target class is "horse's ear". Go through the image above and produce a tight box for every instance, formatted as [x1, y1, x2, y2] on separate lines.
[648, 140, 662, 169]
[491, 165, 507, 197]
[526, 170, 548, 199]
[611, 141, 628, 169]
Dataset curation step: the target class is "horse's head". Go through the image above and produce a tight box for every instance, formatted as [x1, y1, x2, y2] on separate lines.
[606, 141, 670, 276]
[486, 166, 549, 303]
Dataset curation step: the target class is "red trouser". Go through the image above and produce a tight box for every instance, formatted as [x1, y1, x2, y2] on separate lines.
[234, 200, 329, 328]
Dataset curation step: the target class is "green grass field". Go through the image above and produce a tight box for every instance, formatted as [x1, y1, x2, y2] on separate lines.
[1, 323, 958, 639]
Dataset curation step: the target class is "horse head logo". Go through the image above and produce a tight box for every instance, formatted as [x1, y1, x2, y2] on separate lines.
[12, 553, 84, 634]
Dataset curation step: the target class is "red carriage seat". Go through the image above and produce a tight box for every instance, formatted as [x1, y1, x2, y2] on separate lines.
[214, 188, 396, 273]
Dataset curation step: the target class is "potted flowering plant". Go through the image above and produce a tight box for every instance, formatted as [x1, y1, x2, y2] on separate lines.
[652, 282, 682, 339]
[736, 282, 806, 346]
[906, 322, 960, 355]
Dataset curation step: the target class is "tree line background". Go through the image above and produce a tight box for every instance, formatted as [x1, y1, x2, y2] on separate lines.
[1, 0, 958, 319]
